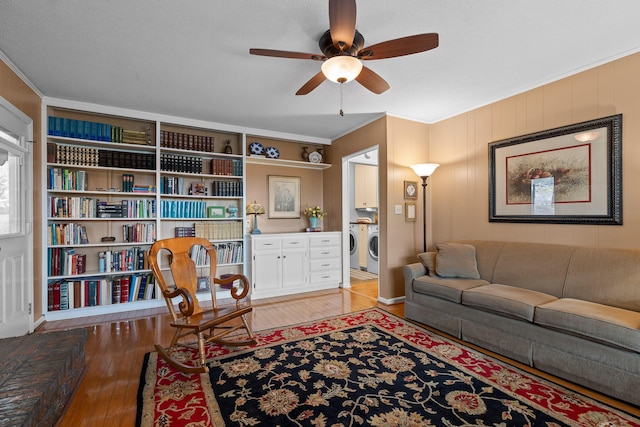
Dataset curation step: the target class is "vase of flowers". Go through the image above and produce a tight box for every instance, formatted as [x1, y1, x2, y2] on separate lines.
[303, 205, 326, 229]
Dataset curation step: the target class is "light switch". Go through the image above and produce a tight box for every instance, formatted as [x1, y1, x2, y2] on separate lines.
[394, 204, 402, 214]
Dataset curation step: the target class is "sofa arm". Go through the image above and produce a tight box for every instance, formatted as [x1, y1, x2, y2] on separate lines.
[403, 262, 427, 302]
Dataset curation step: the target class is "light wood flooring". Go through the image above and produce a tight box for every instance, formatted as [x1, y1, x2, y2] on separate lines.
[39, 278, 638, 426]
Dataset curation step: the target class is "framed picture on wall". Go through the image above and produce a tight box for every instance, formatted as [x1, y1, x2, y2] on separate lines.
[405, 202, 416, 221]
[489, 114, 622, 225]
[404, 181, 418, 199]
[268, 175, 301, 218]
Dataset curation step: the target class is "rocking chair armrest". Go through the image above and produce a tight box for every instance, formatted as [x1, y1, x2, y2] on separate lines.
[214, 274, 250, 301]
[163, 287, 195, 317]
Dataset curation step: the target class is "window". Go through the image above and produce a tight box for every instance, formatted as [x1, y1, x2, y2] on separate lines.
[0, 127, 22, 235]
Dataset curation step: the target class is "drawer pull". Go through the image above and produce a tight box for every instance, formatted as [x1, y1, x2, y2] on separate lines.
[321, 239, 330, 243]
[322, 264, 330, 267]
[264, 243, 273, 246]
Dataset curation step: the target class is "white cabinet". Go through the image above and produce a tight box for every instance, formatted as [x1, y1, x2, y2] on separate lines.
[309, 233, 342, 285]
[251, 235, 307, 297]
[354, 164, 378, 208]
[250, 232, 342, 299]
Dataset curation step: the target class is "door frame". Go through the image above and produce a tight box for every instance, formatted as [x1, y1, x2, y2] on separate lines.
[341, 146, 379, 289]
[0, 95, 34, 335]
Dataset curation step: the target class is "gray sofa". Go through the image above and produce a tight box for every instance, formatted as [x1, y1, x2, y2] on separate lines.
[403, 240, 640, 406]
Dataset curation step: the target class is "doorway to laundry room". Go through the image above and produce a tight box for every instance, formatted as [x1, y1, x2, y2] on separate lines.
[343, 147, 378, 299]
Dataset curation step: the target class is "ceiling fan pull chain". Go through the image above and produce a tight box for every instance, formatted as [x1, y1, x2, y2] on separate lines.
[340, 82, 344, 116]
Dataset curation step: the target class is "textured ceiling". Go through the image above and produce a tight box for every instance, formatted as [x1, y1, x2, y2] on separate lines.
[1, 1, 640, 142]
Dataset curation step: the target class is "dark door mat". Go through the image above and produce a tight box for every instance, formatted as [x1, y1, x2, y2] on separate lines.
[0, 329, 88, 427]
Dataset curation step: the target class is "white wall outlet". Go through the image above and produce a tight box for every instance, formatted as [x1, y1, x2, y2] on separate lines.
[394, 204, 402, 214]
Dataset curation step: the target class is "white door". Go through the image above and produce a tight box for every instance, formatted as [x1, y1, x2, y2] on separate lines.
[0, 97, 33, 338]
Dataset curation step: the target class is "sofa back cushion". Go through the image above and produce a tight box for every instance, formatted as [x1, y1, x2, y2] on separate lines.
[565, 247, 640, 311]
[457, 240, 506, 282]
[435, 243, 480, 279]
[490, 242, 574, 297]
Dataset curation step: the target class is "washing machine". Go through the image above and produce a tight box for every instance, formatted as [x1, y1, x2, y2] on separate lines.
[349, 224, 359, 269]
[366, 224, 379, 274]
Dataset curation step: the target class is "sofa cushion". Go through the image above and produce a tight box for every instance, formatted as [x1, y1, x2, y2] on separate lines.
[435, 243, 480, 279]
[413, 275, 489, 303]
[462, 284, 558, 321]
[491, 242, 573, 298]
[534, 298, 640, 353]
[417, 252, 436, 276]
[564, 247, 640, 312]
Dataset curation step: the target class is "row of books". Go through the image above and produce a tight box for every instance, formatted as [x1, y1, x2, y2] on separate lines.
[48, 168, 88, 191]
[48, 143, 156, 170]
[160, 130, 215, 152]
[48, 116, 151, 145]
[48, 196, 157, 219]
[123, 223, 156, 243]
[48, 223, 89, 246]
[160, 176, 187, 195]
[98, 247, 148, 273]
[160, 200, 209, 218]
[212, 180, 243, 197]
[121, 175, 155, 193]
[194, 221, 244, 240]
[211, 158, 242, 176]
[160, 153, 203, 174]
[47, 274, 156, 311]
[190, 242, 243, 265]
[47, 248, 86, 276]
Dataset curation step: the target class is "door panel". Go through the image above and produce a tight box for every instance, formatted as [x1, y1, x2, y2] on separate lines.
[0, 98, 32, 338]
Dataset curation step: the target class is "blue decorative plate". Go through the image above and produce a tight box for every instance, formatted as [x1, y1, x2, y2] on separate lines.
[249, 142, 264, 155]
[265, 146, 280, 159]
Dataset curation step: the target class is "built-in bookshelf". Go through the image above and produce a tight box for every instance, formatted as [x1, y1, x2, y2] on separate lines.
[43, 103, 247, 320]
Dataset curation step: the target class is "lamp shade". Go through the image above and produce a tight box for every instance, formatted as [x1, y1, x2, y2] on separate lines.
[246, 202, 265, 215]
[321, 56, 363, 83]
[410, 163, 440, 178]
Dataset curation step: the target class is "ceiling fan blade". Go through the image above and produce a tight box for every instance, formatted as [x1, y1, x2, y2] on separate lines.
[296, 71, 327, 95]
[359, 33, 439, 60]
[355, 66, 390, 94]
[329, 0, 357, 50]
[250, 48, 325, 61]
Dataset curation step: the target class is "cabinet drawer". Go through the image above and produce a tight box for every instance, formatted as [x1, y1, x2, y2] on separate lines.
[309, 234, 340, 247]
[310, 246, 341, 259]
[310, 269, 342, 283]
[253, 238, 281, 250]
[310, 258, 341, 271]
[282, 237, 306, 248]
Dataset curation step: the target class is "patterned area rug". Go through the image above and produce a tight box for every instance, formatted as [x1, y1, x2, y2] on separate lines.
[137, 309, 639, 426]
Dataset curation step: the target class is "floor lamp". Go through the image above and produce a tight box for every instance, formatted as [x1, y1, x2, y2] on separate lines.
[410, 163, 439, 253]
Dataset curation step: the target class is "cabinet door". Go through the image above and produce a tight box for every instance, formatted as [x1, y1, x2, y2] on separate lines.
[252, 249, 281, 292]
[281, 248, 307, 288]
[354, 164, 378, 208]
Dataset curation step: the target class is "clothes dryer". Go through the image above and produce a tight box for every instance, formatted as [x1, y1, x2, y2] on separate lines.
[366, 224, 379, 274]
[349, 224, 359, 269]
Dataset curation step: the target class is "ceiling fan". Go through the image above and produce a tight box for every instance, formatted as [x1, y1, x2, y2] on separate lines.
[249, 0, 439, 96]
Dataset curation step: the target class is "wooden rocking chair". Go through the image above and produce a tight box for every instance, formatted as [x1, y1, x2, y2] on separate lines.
[148, 237, 256, 373]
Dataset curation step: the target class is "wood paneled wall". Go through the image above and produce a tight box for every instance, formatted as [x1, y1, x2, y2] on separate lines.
[429, 52, 640, 249]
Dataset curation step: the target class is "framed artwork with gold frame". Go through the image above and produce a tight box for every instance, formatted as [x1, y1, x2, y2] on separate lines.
[404, 180, 418, 199]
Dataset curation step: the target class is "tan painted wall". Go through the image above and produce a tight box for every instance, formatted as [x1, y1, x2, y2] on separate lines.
[246, 164, 325, 234]
[429, 52, 640, 249]
[327, 116, 431, 300]
[0, 60, 43, 319]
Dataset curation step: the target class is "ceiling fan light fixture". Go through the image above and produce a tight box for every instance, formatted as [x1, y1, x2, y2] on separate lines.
[321, 56, 363, 83]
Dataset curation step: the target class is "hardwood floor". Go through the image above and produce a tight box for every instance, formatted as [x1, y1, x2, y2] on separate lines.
[39, 280, 638, 426]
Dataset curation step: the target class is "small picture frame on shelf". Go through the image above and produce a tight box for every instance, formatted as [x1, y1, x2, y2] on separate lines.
[404, 181, 418, 199]
[207, 206, 226, 218]
[405, 202, 416, 222]
[196, 276, 210, 292]
[190, 181, 208, 196]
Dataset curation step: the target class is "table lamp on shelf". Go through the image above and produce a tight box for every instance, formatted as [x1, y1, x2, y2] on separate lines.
[246, 201, 265, 234]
